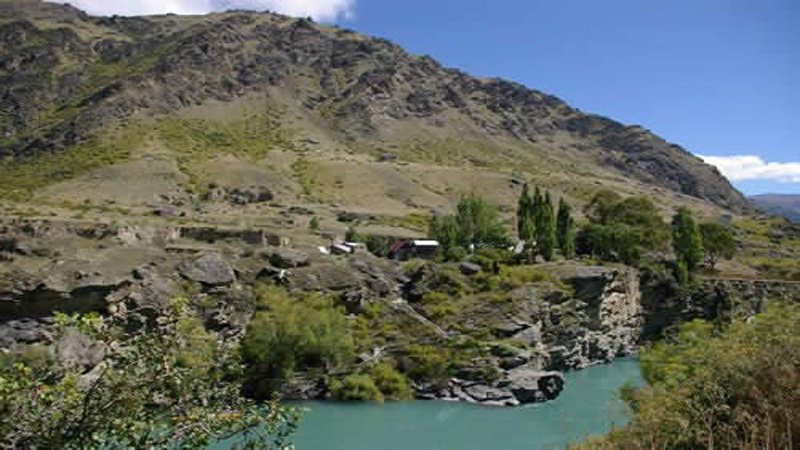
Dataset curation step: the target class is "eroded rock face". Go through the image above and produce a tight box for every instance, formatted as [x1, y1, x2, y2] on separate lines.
[178, 253, 236, 286]
[204, 186, 274, 205]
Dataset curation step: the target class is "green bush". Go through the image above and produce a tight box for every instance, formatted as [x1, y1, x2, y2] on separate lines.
[242, 289, 354, 399]
[330, 375, 384, 402]
[401, 345, 452, 384]
[579, 304, 800, 449]
[369, 363, 413, 401]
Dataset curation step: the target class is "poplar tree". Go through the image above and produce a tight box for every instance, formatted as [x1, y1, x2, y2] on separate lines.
[536, 191, 556, 261]
[556, 198, 575, 259]
[517, 183, 532, 239]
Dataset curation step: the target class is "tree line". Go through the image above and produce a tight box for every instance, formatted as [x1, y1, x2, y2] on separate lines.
[429, 186, 736, 281]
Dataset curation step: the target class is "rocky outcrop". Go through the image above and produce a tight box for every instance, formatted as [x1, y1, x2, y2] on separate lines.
[204, 186, 274, 205]
[641, 271, 800, 340]
[417, 364, 564, 407]
[268, 249, 310, 269]
[178, 253, 236, 286]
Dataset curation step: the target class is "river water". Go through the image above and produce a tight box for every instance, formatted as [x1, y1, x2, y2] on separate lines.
[283, 358, 643, 450]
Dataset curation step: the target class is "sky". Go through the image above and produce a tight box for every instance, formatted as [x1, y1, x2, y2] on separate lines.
[54, 0, 800, 195]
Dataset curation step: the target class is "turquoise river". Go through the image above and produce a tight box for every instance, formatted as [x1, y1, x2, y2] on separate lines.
[221, 358, 644, 450]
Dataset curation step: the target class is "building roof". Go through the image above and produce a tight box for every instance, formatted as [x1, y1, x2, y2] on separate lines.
[412, 240, 439, 247]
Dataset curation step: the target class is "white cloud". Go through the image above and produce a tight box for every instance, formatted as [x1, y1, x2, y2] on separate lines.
[700, 155, 800, 184]
[53, 0, 355, 21]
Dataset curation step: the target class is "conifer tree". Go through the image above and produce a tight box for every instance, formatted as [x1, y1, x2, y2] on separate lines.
[556, 198, 575, 259]
[536, 191, 556, 261]
[517, 183, 532, 238]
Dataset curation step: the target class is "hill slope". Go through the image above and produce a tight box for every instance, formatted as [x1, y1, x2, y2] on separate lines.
[0, 0, 749, 214]
[750, 194, 800, 222]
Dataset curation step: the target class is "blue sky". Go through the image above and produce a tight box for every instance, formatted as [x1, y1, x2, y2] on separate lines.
[59, 0, 800, 195]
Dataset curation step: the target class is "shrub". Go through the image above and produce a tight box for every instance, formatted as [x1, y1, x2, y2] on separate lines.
[330, 375, 384, 402]
[0, 304, 299, 449]
[242, 289, 354, 399]
[369, 363, 413, 401]
[401, 345, 452, 384]
[579, 304, 800, 449]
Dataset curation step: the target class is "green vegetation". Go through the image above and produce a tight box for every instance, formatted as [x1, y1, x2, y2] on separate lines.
[330, 363, 413, 402]
[309, 216, 320, 231]
[291, 154, 314, 196]
[516, 184, 572, 262]
[732, 217, 800, 280]
[699, 222, 737, 270]
[330, 374, 384, 402]
[671, 207, 703, 282]
[429, 193, 510, 261]
[241, 288, 354, 399]
[345, 226, 365, 243]
[577, 191, 669, 266]
[556, 197, 576, 259]
[156, 114, 296, 193]
[535, 190, 557, 261]
[0, 124, 146, 201]
[0, 301, 299, 449]
[0, 110, 299, 199]
[579, 304, 800, 449]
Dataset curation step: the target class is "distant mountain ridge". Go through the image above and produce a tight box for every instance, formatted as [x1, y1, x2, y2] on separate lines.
[749, 194, 800, 222]
[0, 0, 750, 212]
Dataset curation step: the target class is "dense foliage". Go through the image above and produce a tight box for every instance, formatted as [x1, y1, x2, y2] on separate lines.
[672, 207, 704, 282]
[242, 288, 354, 398]
[0, 301, 299, 449]
[580, 304, 800, 449]
[516, 184, 571, 262]
[577, 191, 669, 265]
[429, 193, 510, 260]
[699, 222, 737, 270]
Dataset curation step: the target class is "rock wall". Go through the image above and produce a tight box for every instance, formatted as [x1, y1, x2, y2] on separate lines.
[641, 271, 800, 340]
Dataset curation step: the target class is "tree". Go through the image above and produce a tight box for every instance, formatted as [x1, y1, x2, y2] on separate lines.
[579, 192, 669, 266]
[516, 183, 532, 239]
[429, 194, 509, 260]
[556, 198, 575, 259]
[242, 288, 354, 399]
[536, 192, 556, 261]
[0, 301, 299, 449]
[699, 222, 736, 270]
[429, 215, 461, 261]
[586, 190, 622, 225]
[516, 184, 537, 262]
[672, 207, 703, 277]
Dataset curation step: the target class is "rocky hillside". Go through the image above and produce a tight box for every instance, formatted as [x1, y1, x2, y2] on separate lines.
[0, 0, 749, 213]
[750, 194, 800, 222]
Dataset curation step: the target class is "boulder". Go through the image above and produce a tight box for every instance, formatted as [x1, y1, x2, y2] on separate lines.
[178, 253, 236, 286]
[56, 328, 106, 372]
[459, 262, 483, 276]
[0, 319, 47, 346]
[502, 366, 564, 404]
[268, 249, 310, 269]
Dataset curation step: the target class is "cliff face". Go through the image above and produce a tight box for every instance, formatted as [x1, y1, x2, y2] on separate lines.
[641, 272, 800, 340]
[0, 0, 749, 211]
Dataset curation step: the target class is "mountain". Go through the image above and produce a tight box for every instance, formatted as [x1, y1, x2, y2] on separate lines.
[0, 0, 749, 215]
[749, 194, 800, 222]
